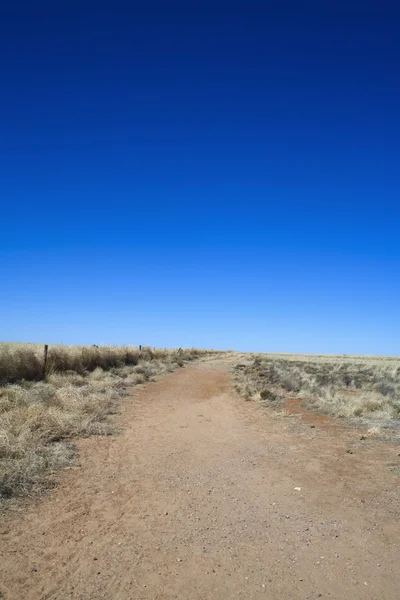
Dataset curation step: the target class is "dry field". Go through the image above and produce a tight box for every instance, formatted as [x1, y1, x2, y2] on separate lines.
[1, 354, 399, 600]
[0, 343, 215, 501]
[232, 352, 400, 434]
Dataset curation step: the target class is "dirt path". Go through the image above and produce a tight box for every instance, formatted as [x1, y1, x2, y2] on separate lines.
[1, 358, 399, 600]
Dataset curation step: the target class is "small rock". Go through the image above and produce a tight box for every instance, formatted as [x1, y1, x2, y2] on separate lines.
[165, 512, 169, 515]
[294, 487, 301, 491]
[310, 425, 315, 428]
[31, 568, 38, 573]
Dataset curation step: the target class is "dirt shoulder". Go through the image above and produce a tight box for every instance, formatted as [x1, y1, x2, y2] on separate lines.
[0, 357, 399, 600]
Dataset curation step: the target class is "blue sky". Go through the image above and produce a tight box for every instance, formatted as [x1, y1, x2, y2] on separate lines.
[1, 2, 399, 353]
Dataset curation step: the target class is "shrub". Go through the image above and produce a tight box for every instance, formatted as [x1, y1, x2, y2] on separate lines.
[260, 389, 277, 402]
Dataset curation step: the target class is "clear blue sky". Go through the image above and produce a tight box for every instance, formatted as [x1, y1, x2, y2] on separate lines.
[1, 2, 399, 353]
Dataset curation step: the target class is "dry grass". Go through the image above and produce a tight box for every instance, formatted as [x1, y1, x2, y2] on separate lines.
[0, 344, 216, 501]
[0, 343, 207, 384]
[232, 353, 400, 431]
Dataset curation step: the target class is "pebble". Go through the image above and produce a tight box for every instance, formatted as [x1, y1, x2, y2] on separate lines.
[294, 487, 301, 491]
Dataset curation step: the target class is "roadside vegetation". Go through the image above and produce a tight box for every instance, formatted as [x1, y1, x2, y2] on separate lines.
[0, 343, 214, 501]
[232, 353, 400, 431]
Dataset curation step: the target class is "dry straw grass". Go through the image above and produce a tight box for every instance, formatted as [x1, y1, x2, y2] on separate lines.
[0, 343, 215, 501]
[232, 353, 400, 431]
[0, 343, 203, 384]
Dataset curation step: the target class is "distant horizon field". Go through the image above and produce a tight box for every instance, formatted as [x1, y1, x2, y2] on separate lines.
[246, 352, 400, 364]
[1, 342, 399, 365]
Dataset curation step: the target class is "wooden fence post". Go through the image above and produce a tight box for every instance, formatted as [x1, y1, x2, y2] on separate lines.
[43, 344, 49, 378]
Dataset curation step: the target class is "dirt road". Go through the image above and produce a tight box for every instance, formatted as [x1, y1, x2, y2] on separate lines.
[1, 357, 399, 599]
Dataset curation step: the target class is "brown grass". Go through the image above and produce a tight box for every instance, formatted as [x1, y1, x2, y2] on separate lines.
[0, 343, 208, 384]
[0, 344, 217, 502]
[232, 353, 400, 431]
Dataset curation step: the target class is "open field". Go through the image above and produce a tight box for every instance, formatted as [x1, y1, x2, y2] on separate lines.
[232, 353, 400, 433]
[0, 343, 216, 501]
[0, 355, 399, 600]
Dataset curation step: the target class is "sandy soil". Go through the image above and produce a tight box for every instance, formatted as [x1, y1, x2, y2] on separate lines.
[0, 357, 399, 600]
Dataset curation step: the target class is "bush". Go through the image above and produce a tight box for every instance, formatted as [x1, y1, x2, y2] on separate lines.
[260, 389, 277, 402]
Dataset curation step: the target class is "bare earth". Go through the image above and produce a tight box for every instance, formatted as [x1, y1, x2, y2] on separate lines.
[1, 357, 399, 600]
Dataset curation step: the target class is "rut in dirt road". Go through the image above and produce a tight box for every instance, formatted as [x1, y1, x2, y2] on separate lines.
[0, 358, 399, 600]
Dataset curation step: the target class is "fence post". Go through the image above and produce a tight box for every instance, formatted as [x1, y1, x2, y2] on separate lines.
[43, 344, 49, 378]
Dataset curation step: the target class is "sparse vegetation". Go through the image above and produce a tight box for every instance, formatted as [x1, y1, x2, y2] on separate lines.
[0, 343, 215, 501]
[232, 353, 400, 430]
